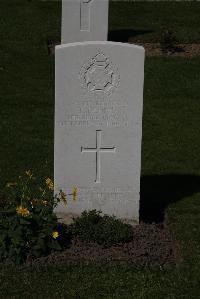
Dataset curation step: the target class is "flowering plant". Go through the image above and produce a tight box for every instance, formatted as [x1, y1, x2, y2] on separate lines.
[0, 170, 77, 263]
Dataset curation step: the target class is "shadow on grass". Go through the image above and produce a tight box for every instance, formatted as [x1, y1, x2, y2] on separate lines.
[140, 174, 200, 223]
[108, 29, 154, 42]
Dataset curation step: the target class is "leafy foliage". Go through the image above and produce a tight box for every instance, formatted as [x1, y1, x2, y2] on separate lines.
[0, 171, 69, 263]
[72, 210, 133, 247]
[0, 206, 61, 263]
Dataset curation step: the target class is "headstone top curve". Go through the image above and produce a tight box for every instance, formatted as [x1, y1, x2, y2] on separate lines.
[56, 41, 145, 53]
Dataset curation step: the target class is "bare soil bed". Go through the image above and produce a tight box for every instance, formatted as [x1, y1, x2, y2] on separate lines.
[135, 43, 200, 57]
[28, 223, 181, 266]
[46, 38, 200, 58]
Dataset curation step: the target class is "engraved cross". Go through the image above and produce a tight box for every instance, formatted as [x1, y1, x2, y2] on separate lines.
[80, 0, 93, 31]
[81, 130, 116, 183]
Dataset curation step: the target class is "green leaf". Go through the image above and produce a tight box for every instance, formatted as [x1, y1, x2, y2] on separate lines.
[19, 218, 31, 225]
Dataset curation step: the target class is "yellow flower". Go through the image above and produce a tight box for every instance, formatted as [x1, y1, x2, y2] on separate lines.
[42, 200, 48, 205]
[46, 178, 54, 190]
[52, 231, 59, 239]
[72, 186, 78, 201]
[25, 170, 33, 179]
[59, 190, 67, 205]
[16, 206, 30, 217]
[6, 182, 17, 188]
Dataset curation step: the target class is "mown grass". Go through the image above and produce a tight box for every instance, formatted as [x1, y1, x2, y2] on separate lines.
[0, 1, 200, 298]
[109, 1, 200, 43]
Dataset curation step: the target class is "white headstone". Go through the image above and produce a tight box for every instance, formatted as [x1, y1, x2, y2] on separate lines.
[62, 0, 109, 44]
[54, 41, 145, 224]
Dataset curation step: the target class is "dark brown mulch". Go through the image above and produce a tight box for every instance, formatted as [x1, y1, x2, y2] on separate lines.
[46, 38, 200, 58]
[134, 42, 200, 57]
[27, 223, 181, 266]
[0, 195, 181, 266]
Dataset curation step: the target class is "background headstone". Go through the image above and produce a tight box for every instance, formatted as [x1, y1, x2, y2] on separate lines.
[62, 0, 109, 44]
[55, 41, 144, 224]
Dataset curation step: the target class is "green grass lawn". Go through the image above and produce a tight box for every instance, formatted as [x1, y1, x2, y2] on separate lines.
[109, 1, 200, 43]
[0, 1, 200, 298]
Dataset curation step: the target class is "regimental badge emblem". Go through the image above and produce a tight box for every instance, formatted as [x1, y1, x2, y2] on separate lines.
[79, 52, 120, 96]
